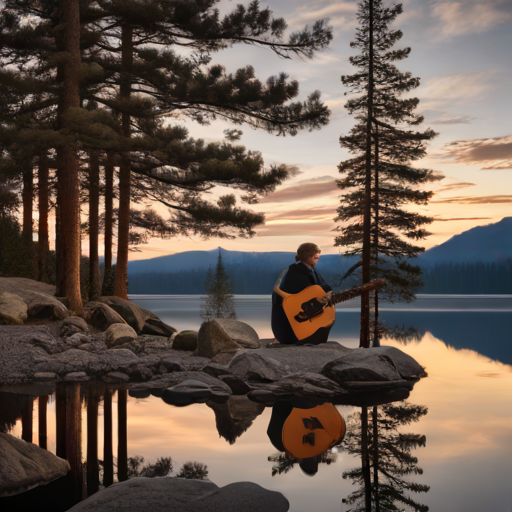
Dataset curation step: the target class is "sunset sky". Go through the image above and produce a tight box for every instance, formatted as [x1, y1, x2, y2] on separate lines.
[127, 0, 512, 261]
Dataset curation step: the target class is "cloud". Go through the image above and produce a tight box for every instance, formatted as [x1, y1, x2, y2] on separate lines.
[438, 182, 476, 192]
[437, 135, 512, 169]
[431, 195, 512, 204]
[432, 1, 512, 38]
[288, 2, 357, 31]
[433, 217, 493, 221]
[259, 176, 338, 203]
[418, 72, 499, 109]
[267, 205, 336, 221]
[430, 114, 476, 125]
[256, 220, 336, 237]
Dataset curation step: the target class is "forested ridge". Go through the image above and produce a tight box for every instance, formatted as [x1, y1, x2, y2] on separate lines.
[128, 259, 512, 295]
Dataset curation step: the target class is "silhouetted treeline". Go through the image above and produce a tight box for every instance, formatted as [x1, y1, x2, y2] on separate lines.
[128, 260, 511, 295]
[420, 260, 512, 294]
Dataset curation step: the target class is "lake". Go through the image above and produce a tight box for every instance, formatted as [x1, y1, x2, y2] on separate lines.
[2, 294, 511, 511]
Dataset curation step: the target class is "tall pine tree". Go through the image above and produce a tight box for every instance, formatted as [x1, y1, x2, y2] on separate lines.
[335, 0, 441, 347]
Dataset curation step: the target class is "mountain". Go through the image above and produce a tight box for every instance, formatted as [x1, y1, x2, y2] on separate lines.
[418, 217, 512, 265]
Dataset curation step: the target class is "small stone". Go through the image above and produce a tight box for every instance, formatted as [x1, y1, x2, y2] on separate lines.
[64, 372, 90, 382]
[173, 330, 198, 351]
[66, 333, 89, 347]
[33, 372, 57, 381]
[162, 379, 212, 406]
[102, 372, 130, 383]
[106, 324, 137, 348]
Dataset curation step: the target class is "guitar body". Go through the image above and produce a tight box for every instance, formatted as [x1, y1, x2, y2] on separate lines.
[282, 285, 335, 344]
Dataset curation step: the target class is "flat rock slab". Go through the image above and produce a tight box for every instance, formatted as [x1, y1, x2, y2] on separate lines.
[67, 477, 289, 512]
[0, 432, 70, 497]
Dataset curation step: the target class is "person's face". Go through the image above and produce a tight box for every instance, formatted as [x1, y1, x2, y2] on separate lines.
[303, 252, 320, 267]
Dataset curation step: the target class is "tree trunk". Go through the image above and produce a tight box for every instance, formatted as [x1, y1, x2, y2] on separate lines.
[360, 0, 374, 348]
[89, 150, 101, 301]
[102, 151, 115, 294]
[373, 128, 380, 347]
[22, 164, 33, 239]
[86, 388, 99, 496]
[372, 405, 380, 512]
[38, 154, 50, 283]
[114, 24, 133, 299]
[361, 406, 372, 511]
[103, 389, 114, 487]
[56, 0, 83, 314]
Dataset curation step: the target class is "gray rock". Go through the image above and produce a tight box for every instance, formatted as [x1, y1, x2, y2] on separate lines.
[64, 372, 91, 382]
[196, 320, 241, 359]
[66, 333, 90, 347]
[66, 477, 289, 512]
[24, 334, 62, 355]
[84, 301, 126, 331]
[0, 432, 70, 497]
[212, 319, 260, 349]
[102, 372, 130, 383]
[106, 324, 138, 348]
[219, 374, 251, 395]
[173, 330, 199, 351]
[182, 356, 210, 372]
[203, 362, 231, 378]
[322, 349, 403, 383]
[26, 291, 69, 321]
[33, 372, 57, 381]
[59, 316, 88, 337]
[161, 355, 186, 372]
[370, 346, 427, 379]
[0, 292, 28, 325]
[228, 353, 285, 383]
[131, 371, 232, 402]
[141, 315, 177, 337]
[162, 378, 212, 406]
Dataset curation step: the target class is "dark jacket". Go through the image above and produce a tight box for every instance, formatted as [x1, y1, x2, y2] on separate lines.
[271, 262, 332, 344]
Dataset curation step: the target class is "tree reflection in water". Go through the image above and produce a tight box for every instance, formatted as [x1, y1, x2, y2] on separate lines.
[342, 402, 429, 512]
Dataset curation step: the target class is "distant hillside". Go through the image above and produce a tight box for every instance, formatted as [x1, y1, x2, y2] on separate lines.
[419, 217, 512, 265]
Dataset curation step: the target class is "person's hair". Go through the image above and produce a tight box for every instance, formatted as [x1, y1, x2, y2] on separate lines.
[296, 243, 321, 262]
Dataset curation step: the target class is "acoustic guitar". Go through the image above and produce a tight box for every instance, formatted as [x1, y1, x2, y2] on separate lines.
[274, 278, 386, 345]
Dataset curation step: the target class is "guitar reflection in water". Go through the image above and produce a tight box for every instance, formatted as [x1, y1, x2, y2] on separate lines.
[267, 399, 346, 476]
[270, 243, 385, 346]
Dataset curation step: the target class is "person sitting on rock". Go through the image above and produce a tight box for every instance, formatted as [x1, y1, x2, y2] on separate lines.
[270, 243, 332, 346]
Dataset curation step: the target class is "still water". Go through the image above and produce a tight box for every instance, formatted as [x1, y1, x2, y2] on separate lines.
[2, 295, 512, 511]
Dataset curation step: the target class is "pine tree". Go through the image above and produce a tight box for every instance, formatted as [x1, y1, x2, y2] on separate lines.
[201, 250, 237, 320]
[335, 0, 441, 347]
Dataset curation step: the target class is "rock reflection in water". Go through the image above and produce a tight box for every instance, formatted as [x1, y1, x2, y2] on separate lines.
[342, 402, 429, 512]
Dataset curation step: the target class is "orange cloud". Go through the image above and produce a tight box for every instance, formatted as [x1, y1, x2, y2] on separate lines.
[259, 177, 338, 203]
[431, 195, 512, 204]
[256, 221, 336, 237]
[267, 206, 335, 221]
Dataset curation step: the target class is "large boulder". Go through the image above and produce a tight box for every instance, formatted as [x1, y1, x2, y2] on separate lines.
[195, 320, 241, 359]
[26, 292, 69, 321]
[84, 301, 126, 331]
[173, 330, 198, 351]
[106, 324, 137, 348]
[322, 349, 403, 383]
[141, 314, 177, 337]
[0, 432, 70, 497]
[59, 316, 88, 337]
[0, 292, 28, 325]
[370, 346, 427, 379]
[228, 353, 285, 383]
[66, 477, 289, 512]
[211, 319, 260, 349]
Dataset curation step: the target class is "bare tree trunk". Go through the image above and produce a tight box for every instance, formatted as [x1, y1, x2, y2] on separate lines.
[117, 389, 128, 481]
[22, 164, 33, 239]
[21, 396, 33, 443]
[361, 406, 372, 511]
[372, 405, 380, 512]
[114, 25, 133, 299]
[56, 0, 83, 314]
[373, 129, 380, 347]
[38, 395, 48, 449]
[38, 154, 50, 283]
[360, 0, 374, 348]
[103, 389, 114, 487]
[66, 383, 83, 503]
[102, 151, 114, 295]
[89, 150, 101, 301]
[86, 388, 99, 496]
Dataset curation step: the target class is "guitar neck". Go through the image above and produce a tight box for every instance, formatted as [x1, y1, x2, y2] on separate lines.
[330, 279, 386, 305]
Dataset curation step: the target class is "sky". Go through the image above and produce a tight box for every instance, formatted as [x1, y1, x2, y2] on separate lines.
[127, 0, 512, 261]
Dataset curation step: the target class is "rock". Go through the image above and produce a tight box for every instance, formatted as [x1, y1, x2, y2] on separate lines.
[203, 362, 231, 378]
[213, 319, 260, 349]
[370, 346, 427, 379]
[218, 375, 251, 395]
[141, 315, 177, 337]
[0, 432, 70, 497]
[129, 389, 151, 399]
[66, 477, 289, 512]
[228, 353, 285, 383]
[106, 324, 137, 348]
[59, 316, 88, 337]
[33, 372, 57, 381]
[84, 301, 126, 331]
[161, 355, 186, 372]
[173, 330, 198, 351]
[0, 292, 28, 325]
[64, 372, 90, 382]
[26, 291, 69, 321]
[102, 372, 130, 383]
[98, 296, 149, 333]
[0, 277, 55, 297]
[23, 334, 62, 355]
[182, 356, 210, 372]
[322, 349, 403, 383]
[65, 333, 90, 348]
[195, 320, 241, 359]
[131, 371, 232, 402]
[162, 379, 212, 406]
